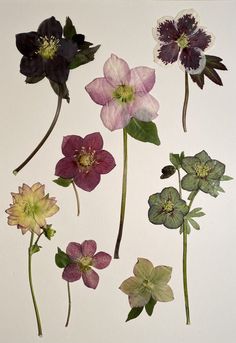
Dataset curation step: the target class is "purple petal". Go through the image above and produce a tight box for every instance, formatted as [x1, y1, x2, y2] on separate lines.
[82, 269, 99, 289]
[103, 54, 131, 87]
[153, 16, 179, 43]
[20, 56, 44, 77]
[37, 16, 62, 39]
[83, 132, 103, 151]
[58, 39, 78, 62]
[45, 55, 69, 83]
[85, 77, 114, 105]
[81, 240, 97, 256]
[189, 28, 213, 51]
[131, 93, 159, 121]
[16, 32, 39, 57]
[62, 264, 81, 282]
[66, 242, 82, 259]
[92, 252, 112, 269]
[179, 47, 206, 74]
[175, 9, 199, 35]
[55, 157, 77, 179]
[155, 41, 179, 65]
[74, 169, 101, 191]
[101, 100, 131, 131]
[130, 67, 155, 94]
[62, 135, 83, 157]
[94, 150, 116, 174]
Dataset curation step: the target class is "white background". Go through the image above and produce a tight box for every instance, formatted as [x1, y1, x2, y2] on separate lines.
[0, 0, 235, 342]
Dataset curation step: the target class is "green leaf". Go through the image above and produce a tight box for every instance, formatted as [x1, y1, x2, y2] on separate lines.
[49, 81, 70, 103]
[126, 307, 143, 322]
[30, 244, 41, 255]
[169, 153, 181, 169]
[25, 75, 45, 84]
[221, 175, 233, 181]
[63, 17, 76, 39]
[188, 207, 205, 218]
[125, 118, 160, 145]
[69, 45, 100, 69]
[187, 190, 198, 201]
[188, 218, 200, 230]
[145, 297, 157, 316]
[55, 248, 70, 268]
[53, 177, 72, 187]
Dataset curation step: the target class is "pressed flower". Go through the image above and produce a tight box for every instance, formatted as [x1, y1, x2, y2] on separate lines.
[85, 54, 159, 131]
[55, 132, 116, 192]
[181, 150, 225, 196]
[119, 258, 174, 319]
[6, 182, 59, 235]
[148, 187, 189, 229]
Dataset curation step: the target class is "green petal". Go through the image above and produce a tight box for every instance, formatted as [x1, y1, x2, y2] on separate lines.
[148, 193, 162, 206]
[133, 258, 154, 279]
[150, 266, 172, 284]
[174, 199, 189, 215]
[148, 207, 166, 225]
[164, 211, 184, 229]
[181, 174, 200, 191]
[206, 160, 225, 179]
[152, 284, 174, 302]
[194, 150, 211, 163]
[160, 187, 180, 203]
[119, 276, 142, 295]
[129, 291, 151, 308]
[199, 179, 211, 193]
[182, 157, 199, 173]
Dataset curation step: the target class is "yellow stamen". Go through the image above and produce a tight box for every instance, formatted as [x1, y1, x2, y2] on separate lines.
[37, 36, 59, 60]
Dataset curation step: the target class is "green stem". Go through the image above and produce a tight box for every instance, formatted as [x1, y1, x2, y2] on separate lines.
[13, 93, 63, 175]
[28, 232, 43, 336]
[183, 221, 190, 325]
[72, 181, 80, 216]
[65, 282, 72, 327]
[182, 71, 189, 133]
[177, 169, 182, 197]
[114, 129, 128, 259]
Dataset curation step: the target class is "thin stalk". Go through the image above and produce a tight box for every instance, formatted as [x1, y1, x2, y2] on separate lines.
[182, 71, 189, 133]
[114, 129, 128, 259]
[13, 93, 63, 175]
[72, 181, 80, 216]
[183, 222, 190, 325]
[65, 282, 72, 327]
[28, 232, 43, 336]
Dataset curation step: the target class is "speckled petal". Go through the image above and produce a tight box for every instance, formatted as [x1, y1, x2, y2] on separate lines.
[189, 28, 213, 51]
[62, 263, 81, 282]
[66, 242, 82, 259]
[155, 41, 179, 65]
[92, 252, 112, 269]
[62, 135, 83, 157]
[82, 240, 97, 257]
[179, 47, 206, 75]
[82, 269, 99, 289]
[175, 9, 199, 35]
[152, 16, 179, 43]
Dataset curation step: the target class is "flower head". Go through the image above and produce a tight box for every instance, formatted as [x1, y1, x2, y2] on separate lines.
[119, 258, 174, 308]
[55, 132, 116, 192]
[181, 150, 225, 196]
[148, 187, 189, 229]
[153, 9, 214, 74]
[6, 183, 59, 235]
[62, 240, 112, 289]
[85, 54, 159, 131]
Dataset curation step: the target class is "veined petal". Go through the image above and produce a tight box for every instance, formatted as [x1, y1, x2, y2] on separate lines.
[31, 182, 44, 194]
[55, 157, 77, 179]
[164, 211, 184, 229]
[94, 150, 116, 174]
[130, 67, 155, 93]
[175, 9, 199, 35]
[85, 77, 114, 105]
[119, 276, 143, 295]
[131, 93, 159, 122]
[195, 150, 211, 163]
[82, 240, 97, 257]
[103, 54, 131, 87]
[16, 32, 39, 57]
[148, 192, 162, 206]
[181, 174, 200, 191]
[160, 187, 180, 203]
[133, 258, 154, 279]
[74, 168, 101, 192]
[83, 132, 103, 151]
[92, 252, 112, 269]
[148, 207, 166, 225]
[129, 291, 151, 308]
[150, 266, 172, 284]
[152, 16, 178, 43]
[182, 157, 200, 173]
[37, 16, 62, 39]
[189, 27, 214, 51]
[152, 283, 174, 302]
[62, 135, 83, 157]
[179, 47, 206, 75]
[82, 269, 99, 289]
[101, 100, 131, 131]
[207, 160, 225, 179]
[20, 56, 44, 77]
[62, 263, 81, 282]
[66, 242, 82, 259]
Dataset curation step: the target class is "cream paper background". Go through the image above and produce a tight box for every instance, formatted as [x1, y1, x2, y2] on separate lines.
[0, 0, 235, 342]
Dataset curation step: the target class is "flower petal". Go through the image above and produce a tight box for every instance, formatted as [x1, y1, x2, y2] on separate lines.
[82, 269, 99, 289]
[92, 252, 112, 269]
[129, 292, 151, 308]
[152, 16, 179, 43]
[181, 174, 200, 191]
[131, 93, 159, 122]
[66, 242, 82, 259]
[164, 211, 184, 229]
[101, 100, 131, 131]
[85, 77, 114, 105]
[82, 240, 97, 256]
[207, 160, 225, 179]
[150, 266, 172, 284]
[119, 276, 143, 295]
[195, 150, 211, 163]
[62, 263, 81, 282]
[179, 47, 206, 75]
[45, 55, 69, 83]
[74, 169, 101, 192]
[182, 157, 200, 173]
[189, 28, 214, 51]
[160, 187, 180, 203]
[130, 67, 155, 93]
[58, 39, 78, 62]
[103, 54, 131, 87]
[62, 135, 83, 157]
[37, 16, 62, 39]
[175, 9, 199, 35]
[20, 56, 44, 77]
[154, 41, 179, 65]
[152, 284, 174, 302]
[133, 258, 154, 279]
[148, 192, 162, 206]
[148, 207, 166, 225]
[83, 132, 103, 151]
[94, 150, 116, 174]
[55, 157, 77, 179]
[16, 32, 39, 57]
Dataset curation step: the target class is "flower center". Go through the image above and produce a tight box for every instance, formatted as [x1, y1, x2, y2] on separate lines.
[79, 256, 93, 272]
[78, 152, 94, 168]
[176, 34, 189, 49]
[113, 85, 134, 104]
[194, 163, 211, 178]
[142, 279, 153, 291]
[23, 202, 39, 217]
[163, 200, 174, 213]
[37, 36, 59, 60]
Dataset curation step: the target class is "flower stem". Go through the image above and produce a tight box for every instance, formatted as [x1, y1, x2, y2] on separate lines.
[114, 129, 128, 259]
[28, 232, 43, 336]
[72, 181, 80, 216]
[13, 93, 63, 175]
[65, 282, 72, 327]
[182, 71, 189, 133]
[183, 221, 190, 325]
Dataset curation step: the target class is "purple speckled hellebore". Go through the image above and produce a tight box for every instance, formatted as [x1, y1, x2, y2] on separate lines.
[153, 9, 214, 74]
[62, 240, 112, 289]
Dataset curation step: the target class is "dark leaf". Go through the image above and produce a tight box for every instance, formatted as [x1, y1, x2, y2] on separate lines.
[25, 75, 45, 84]
[55, 248, 70, 268]
[190, 73, 204, 89]
[63, 17, 76, 39]
[53, 177, 72, 187]
[69, 45, 101, 69]
[160, 165, 176, 179]
[49, 81, 70, 103]
[125, 118, 160, 145]
[206, 55, 227, 70]
[204, 66, 223, 86]
[145, 297, 157, 316]
[126, 307, 143, 322]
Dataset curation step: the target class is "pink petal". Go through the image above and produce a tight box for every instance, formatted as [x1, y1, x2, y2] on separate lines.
[82, 269, 99, 289]
[92, 252, 112, 269]
[101, 100, 131, 131]
[131, 93, 159, 121]
[62, 264, 81, 282]
[103, 54, 131, 87]
[130, 67, 155, 94]
[55, 157, 77, 179]
[82, 240, 97, 256]
[66, 242, 82, 259]
[83, 132, 103, 151]
[94, 150, 116, 174]
[85, 77, 114, 105]
[74, 169, 101, 192]
[62, 135, 83, 157]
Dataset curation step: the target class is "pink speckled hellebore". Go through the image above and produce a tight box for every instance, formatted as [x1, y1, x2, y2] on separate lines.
[85, 54, 160, 131]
